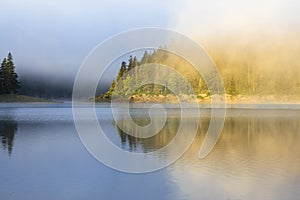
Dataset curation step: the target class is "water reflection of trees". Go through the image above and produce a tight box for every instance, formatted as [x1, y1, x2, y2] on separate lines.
[182, 114, 300, 178]
[170, 114, 300, 200]
[0, 120, 17, 156]
[116, 117, 180, 152]
[116, 111, 300, 162]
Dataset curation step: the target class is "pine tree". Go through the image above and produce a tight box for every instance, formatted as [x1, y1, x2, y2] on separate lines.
[6, 53, 20, 93]
[0, 58, 7, 94]
[140, 51, 149, 65]
[0, 53, 20, 94]
[133, 56, 138, 68]
[127, 55, 134, 72]
[116, 61, 127, 82]
[104, 80, 116, 99]
[115, 61, 128, 95]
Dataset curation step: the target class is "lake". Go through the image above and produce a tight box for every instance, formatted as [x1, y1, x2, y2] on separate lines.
[0, 103, 300, 200]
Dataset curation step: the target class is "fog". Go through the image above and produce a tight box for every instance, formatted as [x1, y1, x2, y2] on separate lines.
[0, 0, 177, 98]
[172, 0, 300, 96]
[1, 0, 299, 98]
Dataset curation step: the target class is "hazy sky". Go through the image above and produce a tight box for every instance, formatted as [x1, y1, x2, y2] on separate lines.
[174, 0, 300, 40]
[0, 0, 299, 81]
[0, 0, 180, 79]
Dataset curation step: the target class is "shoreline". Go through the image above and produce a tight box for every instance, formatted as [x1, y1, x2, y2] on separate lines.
[0, 94, 59, 103]
[95, 94, 300, 104]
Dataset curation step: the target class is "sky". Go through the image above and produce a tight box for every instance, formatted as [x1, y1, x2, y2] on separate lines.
[175, 0, 300, 37]
[0, 0, 299, 82]
[0, 0, 180, 80]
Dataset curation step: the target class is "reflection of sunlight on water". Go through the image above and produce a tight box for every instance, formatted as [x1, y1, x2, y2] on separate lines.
[103, 108, 300, 199]
[166, 111, 300, 200]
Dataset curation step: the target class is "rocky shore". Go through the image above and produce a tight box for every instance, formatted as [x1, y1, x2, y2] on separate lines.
[95, 94, 300, 104]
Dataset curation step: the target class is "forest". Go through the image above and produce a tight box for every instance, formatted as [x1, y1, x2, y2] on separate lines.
[2, 39, 300, 101]
[97, 45, 300, 101]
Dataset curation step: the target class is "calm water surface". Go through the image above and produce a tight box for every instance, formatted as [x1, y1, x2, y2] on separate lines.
[0, 103, 300, 200]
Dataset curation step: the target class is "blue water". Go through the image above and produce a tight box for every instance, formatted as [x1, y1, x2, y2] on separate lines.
[0, 103, 300, 200]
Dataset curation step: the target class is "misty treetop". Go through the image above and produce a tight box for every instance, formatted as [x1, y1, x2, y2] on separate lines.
[98, 47, 300, 101]
[0, 53, 20, 94]
[99, 49, 212, 100]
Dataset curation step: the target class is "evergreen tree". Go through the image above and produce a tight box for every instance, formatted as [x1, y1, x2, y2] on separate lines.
[116, 61, 127, 82]
[0, 53, 20, 94]
[104, 80, 115, 99]
[127, 55, 134, 72]
[115, 61, 127, 95]
[140, 51, 149, 65]
[0, 58, 7, 94]
[133, 56, 138, 68]
[7, 53, 20, 93]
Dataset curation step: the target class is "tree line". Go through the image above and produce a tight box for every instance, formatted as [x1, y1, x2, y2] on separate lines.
[98, 49, 235, 100]
[0, 53, 72, 99]
[0, 53, 20, 94]
[99, 46, 300, 100]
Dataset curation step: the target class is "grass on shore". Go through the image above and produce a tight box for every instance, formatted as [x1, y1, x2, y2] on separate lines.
[0, 94, 53, 103]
